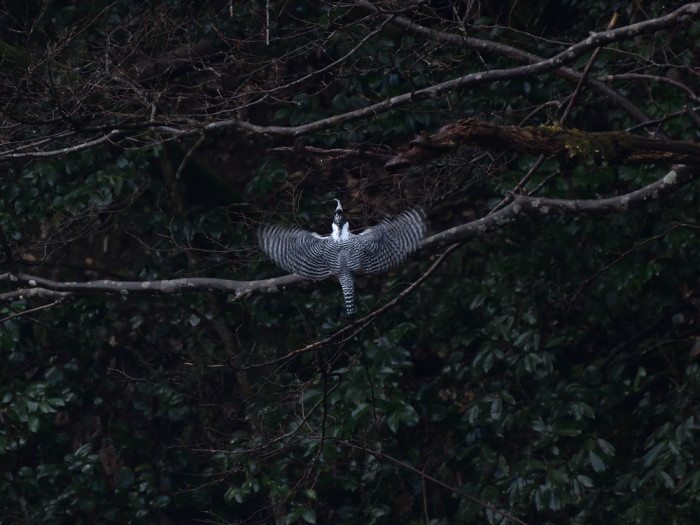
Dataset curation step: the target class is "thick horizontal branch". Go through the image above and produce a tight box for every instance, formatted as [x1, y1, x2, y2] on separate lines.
[385, 119, 700, 170]
[0, 273, 305, 303]
[1, 166, 696, 304]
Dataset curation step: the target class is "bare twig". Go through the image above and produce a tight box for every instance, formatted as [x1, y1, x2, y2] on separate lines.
[0, 300, 61, 324]
[329, 437, 528, 525]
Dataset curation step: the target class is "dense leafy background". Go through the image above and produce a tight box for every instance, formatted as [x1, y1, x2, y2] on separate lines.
[0, 1, 699, 524]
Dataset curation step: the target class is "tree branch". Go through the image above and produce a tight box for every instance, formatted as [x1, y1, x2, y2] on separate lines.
[2, 3, 697, 160]
[161, 3, 700, 139]
[385, 119, 700, 171]
[2, 166, 696, 304]
[360, 2, 699, 129]
[421, 165, 699, 251]
[0, 272, 306, 302]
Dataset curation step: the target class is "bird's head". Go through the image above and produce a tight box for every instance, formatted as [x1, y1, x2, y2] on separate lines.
[331, 199, 349, 240]
[332, 199, 346, 227]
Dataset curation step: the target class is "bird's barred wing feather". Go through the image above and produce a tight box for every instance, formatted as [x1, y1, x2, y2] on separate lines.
[258, 225, 331, 280]
[356, 207, 427, 274]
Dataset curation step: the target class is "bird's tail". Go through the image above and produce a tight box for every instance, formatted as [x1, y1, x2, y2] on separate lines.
[338, 270, 356, 315]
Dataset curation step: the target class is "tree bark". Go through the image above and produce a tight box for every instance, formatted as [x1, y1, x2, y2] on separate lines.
[385, 119, 700, 171]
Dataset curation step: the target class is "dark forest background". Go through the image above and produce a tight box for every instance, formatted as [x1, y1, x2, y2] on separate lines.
[1, 1, 699, 523]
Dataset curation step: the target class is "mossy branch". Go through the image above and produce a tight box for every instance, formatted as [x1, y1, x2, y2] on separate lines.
[385, 119, 700, 171]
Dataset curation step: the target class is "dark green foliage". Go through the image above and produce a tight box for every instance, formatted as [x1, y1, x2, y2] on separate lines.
[1, 1, 699, 524]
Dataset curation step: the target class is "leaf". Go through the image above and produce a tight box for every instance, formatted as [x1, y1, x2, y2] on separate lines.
[589, 451, 606, 473]
[117, 466, 135, 486]
[490, 397, 502, 421]
[576, 474, 594, 488]
[643, 442, 665, 468]
[224, 486, 243, 504]
[301, 508, 317, 524]
[28, 415, 40, 433]
[302, 389, 323, 406]
[571, 402, 595, 420]
[483, 351, 495, 373]
[38, 400, 55, 414]
[658, 471, 675, 489]
[597, 437, 616, 456]
[387, 411, 400, 433]
[399, 405, 419, 427]
[48, 397, 66, 407]
[468, 404, 480, 425]
[286, 508, 301, 524]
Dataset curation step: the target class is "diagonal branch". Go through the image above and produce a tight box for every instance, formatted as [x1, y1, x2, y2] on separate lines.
[358, 1, 694, 128]
[421, 165, 699, 251]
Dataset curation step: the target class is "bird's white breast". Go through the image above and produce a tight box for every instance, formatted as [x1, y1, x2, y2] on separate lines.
[331, 222, 350, 241]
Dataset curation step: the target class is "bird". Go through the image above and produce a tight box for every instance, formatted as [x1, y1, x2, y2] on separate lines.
[258, 200, 427, 314]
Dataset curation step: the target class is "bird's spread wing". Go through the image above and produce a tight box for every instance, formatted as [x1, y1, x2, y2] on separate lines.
[356, 207, 427, 274]
[258, 225, 332, 280]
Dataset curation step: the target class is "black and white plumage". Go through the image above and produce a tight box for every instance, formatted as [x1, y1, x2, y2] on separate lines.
[259, 200, 427, 314]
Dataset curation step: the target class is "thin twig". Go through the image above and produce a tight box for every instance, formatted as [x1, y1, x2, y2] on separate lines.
[0, 301, 60, 324]
[174, 133, 206, 180]
[329, 437, 528, 525]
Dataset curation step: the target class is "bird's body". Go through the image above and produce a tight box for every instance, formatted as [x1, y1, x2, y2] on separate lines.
[259, 200, 427, 314]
